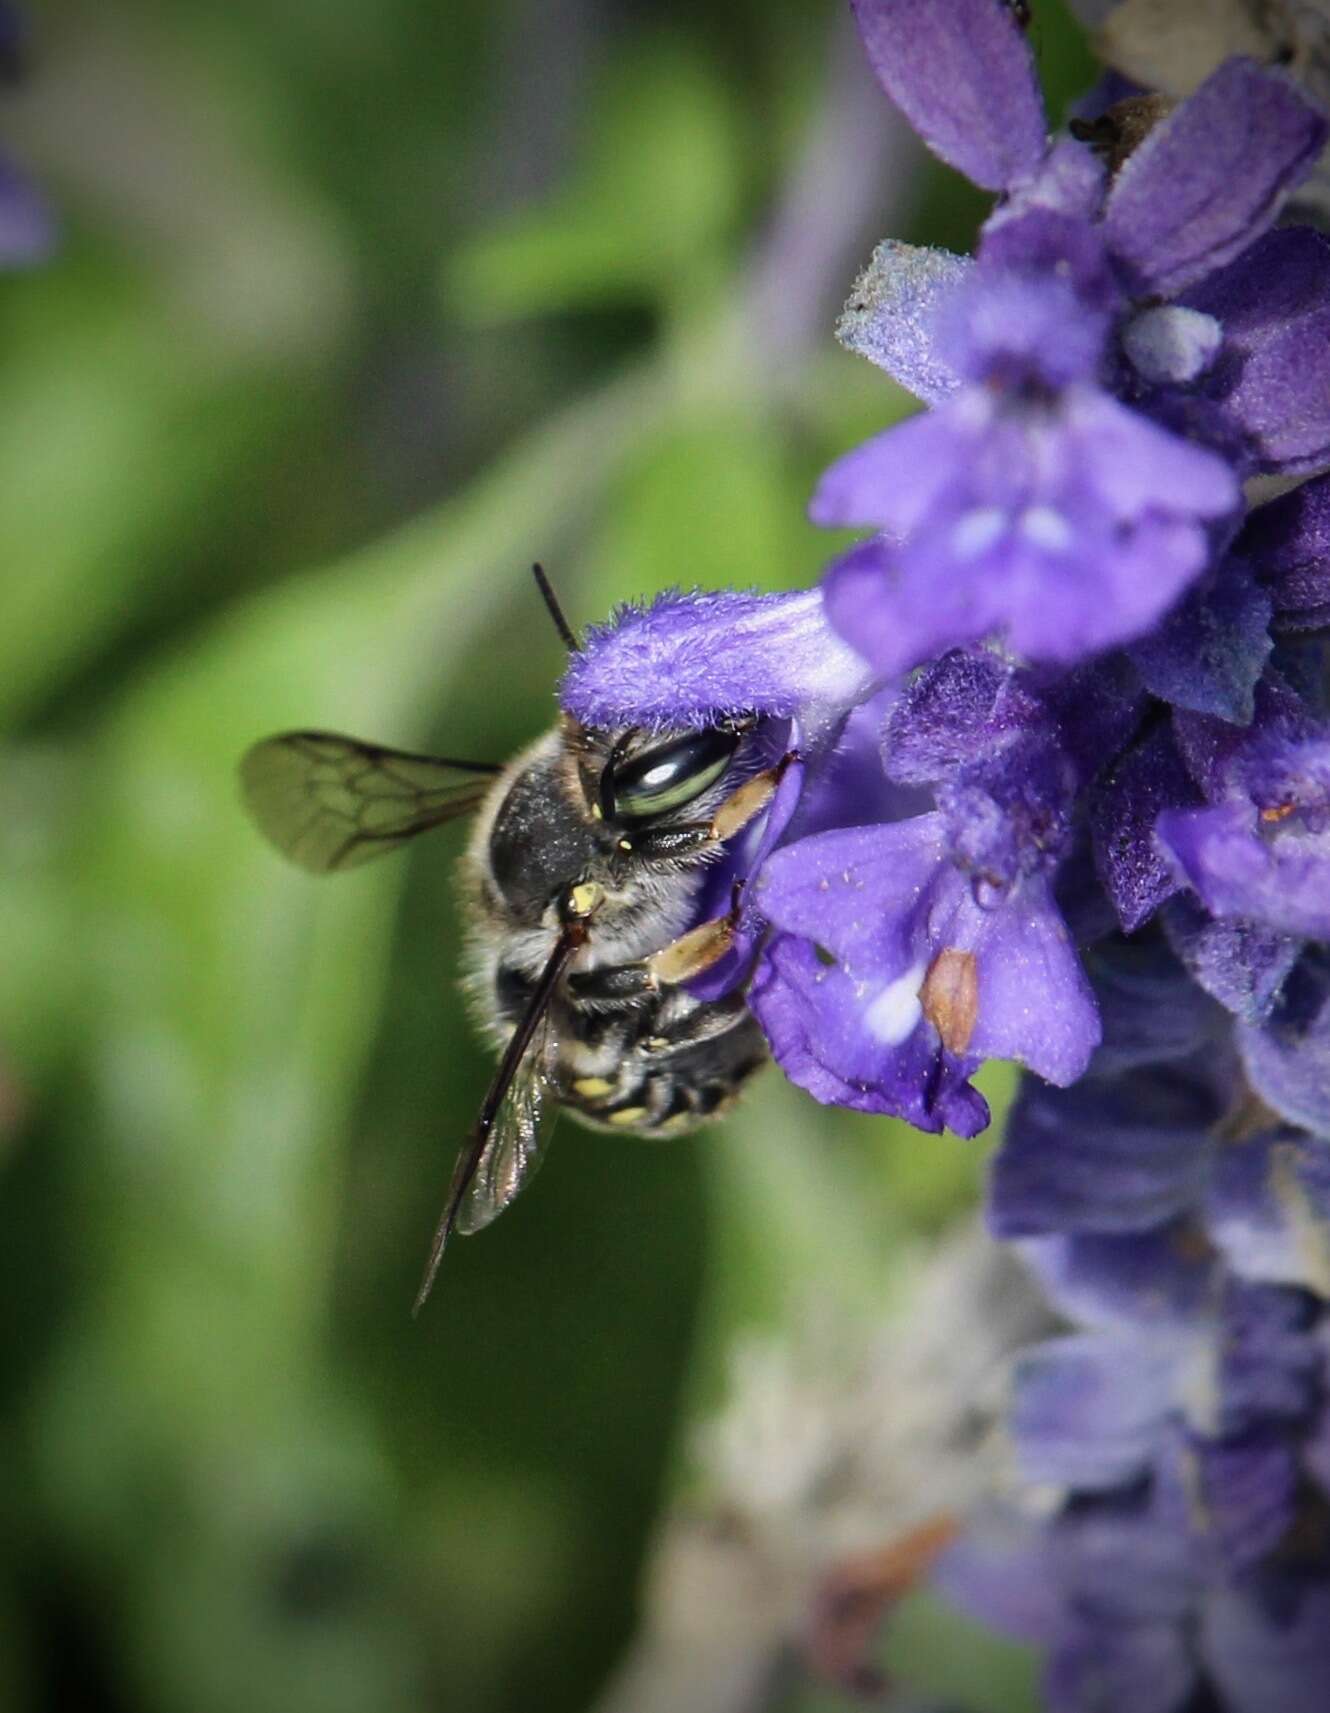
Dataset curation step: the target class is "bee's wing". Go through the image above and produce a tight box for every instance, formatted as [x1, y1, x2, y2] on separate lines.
[413, 927, 582, 1313]
[456, 1010, 558, 1235]
[240, 730, 500, 873]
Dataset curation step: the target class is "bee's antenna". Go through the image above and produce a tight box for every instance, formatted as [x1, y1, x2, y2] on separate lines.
[531, 562, 580, 653]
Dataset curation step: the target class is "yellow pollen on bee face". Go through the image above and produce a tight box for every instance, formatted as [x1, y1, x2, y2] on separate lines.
[568, 881, 604, 917]
[573, 1076, 614, 1099]
[608, 1105, 648, 1126]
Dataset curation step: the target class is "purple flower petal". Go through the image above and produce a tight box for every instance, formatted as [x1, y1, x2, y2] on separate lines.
[1239, 965, 1330, 1135]
[1215, 1279, 1322, 1433]
[1185, 227, 1330, 476]
[1083, 935, 1224, 1075]
[810, 406, 963, 539]
[755, 815, 943, 968]
[1128, 556, 1272, 724]
[1204, 1577, 1330, 1713]
[560, 587, 875, 732]
[1020, 1226, 1216, 1331]
[1061, 387, 1237, 523]
[957, 875, 1100, 1085]
[990, 1064, 1221, 1238]
[821, 407, 1231, 680]
[757, 815, 1096, 1088]
[1091, 722, 1201, 934]
[850, 0, 1047, 192]
[1243, 472, 1330, 634]
[1011, 1332, 1182, 1490]
[934, 1506, 1064, 1646]
[881, 647, 1017, 784]
[1102, 58, 1327, 298]
[1196, 1436, 1302, 1573]
[1045, 1615, 1197, 1713]
[748, 931, 990, 1134]
[1207, 1128, 1330, 1292]
[978, 208, 1119, 319]
[836, 240, 972, 405]
[1159, 801, 1330, 941]
[1162, 894, 1301, 1026]
[987, 132, 1106, 225]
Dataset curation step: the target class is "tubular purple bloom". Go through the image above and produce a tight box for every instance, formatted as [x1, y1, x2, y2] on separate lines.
[558, 586, 874, 733]
[850, 0, 1047, 193]
[1020, 1224, 1216, 1331]
[1158, 706, 1330, 941]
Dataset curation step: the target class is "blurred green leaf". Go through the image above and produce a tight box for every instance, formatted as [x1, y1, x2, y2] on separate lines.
[445, 38, 744, 325]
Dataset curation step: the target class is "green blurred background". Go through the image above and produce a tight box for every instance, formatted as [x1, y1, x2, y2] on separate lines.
[0, 4, 1091, 1710]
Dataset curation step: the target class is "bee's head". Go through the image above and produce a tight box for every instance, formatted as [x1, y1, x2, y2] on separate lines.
[562, 714, 761, 833]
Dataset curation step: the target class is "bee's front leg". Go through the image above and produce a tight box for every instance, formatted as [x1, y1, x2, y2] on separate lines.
[566, 893, 744, 1009]
[610, 752, 796, 867]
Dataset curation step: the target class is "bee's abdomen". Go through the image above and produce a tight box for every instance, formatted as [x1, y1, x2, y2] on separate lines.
[559, 1005, 768, 1136]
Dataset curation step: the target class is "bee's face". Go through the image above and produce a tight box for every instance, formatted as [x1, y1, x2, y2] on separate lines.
[478, 714, 764, 948]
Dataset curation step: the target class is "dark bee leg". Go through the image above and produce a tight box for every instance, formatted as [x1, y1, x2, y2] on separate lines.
[611, 753, 796, 866]
[640, 991, 751, 1055]
[567, 891, 743, 1008]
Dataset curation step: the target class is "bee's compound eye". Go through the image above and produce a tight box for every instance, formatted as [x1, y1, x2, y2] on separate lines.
[606, 727, 741, 821]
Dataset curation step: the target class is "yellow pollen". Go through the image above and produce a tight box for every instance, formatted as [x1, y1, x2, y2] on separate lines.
[568, 881, 603, 917]
[573, 1076, 614, 1099]
[608, 1105, 649, 1126]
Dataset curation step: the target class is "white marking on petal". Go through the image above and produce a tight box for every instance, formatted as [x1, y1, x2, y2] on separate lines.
[864, 961, 927, 1046]
[951, 506, 1007, 558]
[1122, 305, 1222, 386]
[1020, 504, 1072, 551]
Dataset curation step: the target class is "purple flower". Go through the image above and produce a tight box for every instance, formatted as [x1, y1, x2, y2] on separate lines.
[941, 1284, 1330, 1712]
[750, 664, 1102, 1130]
[817, 14, 1326, 683]
[791, 6, 1330, 1705]
[559, 586, 875, 734]
[1159, 690, 1330, 943]
[815, 270, 1237, 676]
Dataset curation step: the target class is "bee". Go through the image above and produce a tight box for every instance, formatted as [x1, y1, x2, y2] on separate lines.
[241, 568, 794, 1310]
